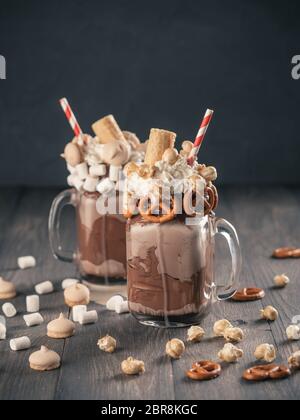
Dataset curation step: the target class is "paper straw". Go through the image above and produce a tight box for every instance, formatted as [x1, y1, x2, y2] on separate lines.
[59, 98, 83, 138]
[188, 109, 214, 164]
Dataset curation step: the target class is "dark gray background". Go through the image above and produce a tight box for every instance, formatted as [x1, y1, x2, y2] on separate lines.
[0, 0, 299, 186]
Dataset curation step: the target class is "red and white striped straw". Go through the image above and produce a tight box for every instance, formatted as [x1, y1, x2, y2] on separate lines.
[59, 98, 83, 138]
[188, 109, 214, 163]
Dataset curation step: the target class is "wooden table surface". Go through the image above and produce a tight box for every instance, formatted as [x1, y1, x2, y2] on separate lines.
[0, 186, 299, 400]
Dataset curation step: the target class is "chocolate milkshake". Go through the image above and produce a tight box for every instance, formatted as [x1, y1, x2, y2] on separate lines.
[76, 191, 127, 283]
[124, 128, 219, 326]
[50, 113, 146, 285]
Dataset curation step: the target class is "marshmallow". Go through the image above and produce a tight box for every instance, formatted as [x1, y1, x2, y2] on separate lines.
[10, 336, 31, 351]
[67, 164, 77, 174]
[35, 281, 54, 295]
[26, 295, 40, 313]
[67, 174, 75, 187]
[83, 176, 99, 192]
[18, 256, 36, 270]
[115, 300, 129, 314]
[23, 312, 44, 327]
[106, 295, 124, 311]
[2, 303, 17, 318]
[0, 323, 6, 340]
[96, 178, 115, 196]
[78, 310, 98, 325]
[109, 165, 122, 182]
[89, 164, 106, 177]
[62, 278, 79, 290]
[76, 162, 89, 180]
[72, 305, 87, 322]
[72, 176, 84, 191]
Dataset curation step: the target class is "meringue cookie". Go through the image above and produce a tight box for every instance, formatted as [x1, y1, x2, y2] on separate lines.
[123, 131, 141, 150]
[64, 283, 90, 308]
[101, 140, 130, 166]
[29, 346, 61, 371]
[0, 277, 16, 300]
[47, 313, 75, 339]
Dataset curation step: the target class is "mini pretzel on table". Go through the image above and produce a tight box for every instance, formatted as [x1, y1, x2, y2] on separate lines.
[186, 360, 222, 381]
[243, 364, 291, 381]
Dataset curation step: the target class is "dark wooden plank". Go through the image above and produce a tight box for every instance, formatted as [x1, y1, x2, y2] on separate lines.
[1, 187, 300, 400]
[0, 188, 78, 400]
[54, 304, 175, 400]
[171, 188, 279, 400]
[222, 186, 300, 400]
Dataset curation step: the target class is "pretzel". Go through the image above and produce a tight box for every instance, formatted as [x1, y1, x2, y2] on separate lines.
[186, 360, 221, 381]
[292, 249, 300, 257]
[204, 185, 219, 215]
[272, 247, 300, 259]
[243, 364, 291, 381]
[210, 184, 219, 211]
[139, 197, 176, 224]
[123, 209, 133, 219]
[232, 287, 265, 302]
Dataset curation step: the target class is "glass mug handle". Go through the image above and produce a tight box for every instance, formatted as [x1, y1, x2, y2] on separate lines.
[213, 218, 242, 301]
[48, 189, 77, 263]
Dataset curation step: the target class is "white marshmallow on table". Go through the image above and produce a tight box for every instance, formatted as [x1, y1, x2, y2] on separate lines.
[72, 305, 87, 322]
[109, 165, 122, 182]
[106, 295, 124, 311]
[35, 281, 54, 295]
[76, 162, 89, 180]
[2, 303, 17, 318]
[0, 315, 6, 326]
[26, 295, 40, 313]
[89, 164, 106, 177]
[18, 256, 36, 270]
[62, 278, 79, 290]
[78, 310, 98, 325]
[0, 323, 6, 340]
[23, 312, 44, 327]
[96, 178, 115, 196]
[115, 300, 129, 314]
[10, 336, 31, 351]
[83, 176, 99, 193]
